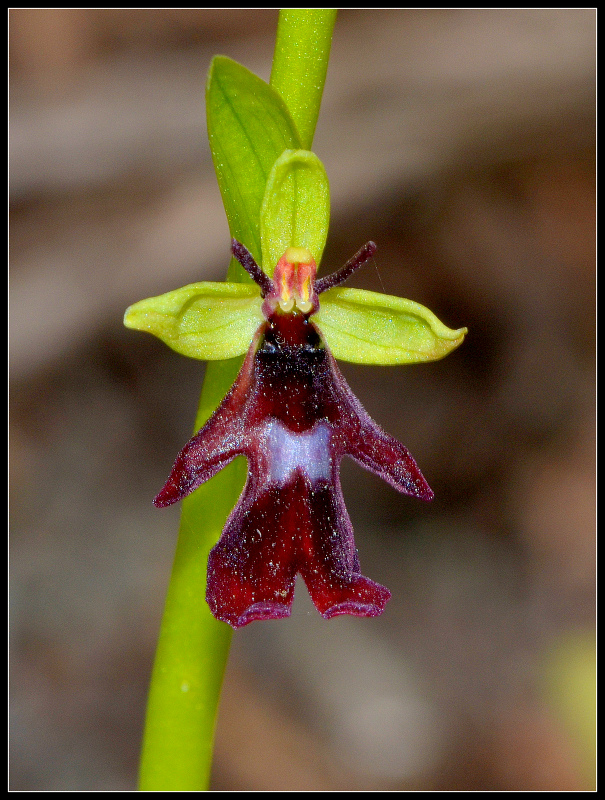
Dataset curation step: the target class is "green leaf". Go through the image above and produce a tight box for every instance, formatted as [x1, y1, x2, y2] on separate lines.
[260, 149, 330, 276]
[315, 287, 467, 364]
[206, 56, 302, 276]
[124, 282, 263, 360]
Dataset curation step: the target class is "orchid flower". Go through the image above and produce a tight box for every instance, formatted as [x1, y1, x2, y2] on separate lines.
[125, 56, 466, 629]
[125, 234, 466, 628]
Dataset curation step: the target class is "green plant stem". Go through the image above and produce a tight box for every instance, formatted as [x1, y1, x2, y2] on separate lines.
[270, 9, 337, 149]
[137, 360, 244, 791]
[137, 9, 336, 791]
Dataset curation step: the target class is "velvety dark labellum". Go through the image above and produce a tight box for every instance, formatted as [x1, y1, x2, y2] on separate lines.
[154, 243, 433, 628]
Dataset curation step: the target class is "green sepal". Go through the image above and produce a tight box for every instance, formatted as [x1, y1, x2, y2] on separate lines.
[260, 149, 330, 275]
[315, 287, 467, 365]
[206, 56, 302, 276]
[124, 282, 263, 361]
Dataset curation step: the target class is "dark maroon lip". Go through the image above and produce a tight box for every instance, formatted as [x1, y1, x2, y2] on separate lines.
[154, 244, 432, 628]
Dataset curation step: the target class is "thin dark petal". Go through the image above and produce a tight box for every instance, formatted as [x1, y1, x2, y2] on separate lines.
[315, 241, 377, 294]
[153, 424, 242, 508]
[231, 238, 274, 297]
[346, 429, 434, 501]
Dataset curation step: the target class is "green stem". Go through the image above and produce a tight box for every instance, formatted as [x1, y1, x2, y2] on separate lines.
[270, 9, 337, 149]
[137, 360, 244, 791]
[137, 9, 336, 791]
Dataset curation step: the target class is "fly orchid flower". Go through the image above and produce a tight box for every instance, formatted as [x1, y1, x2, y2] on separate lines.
[125, 239, 466, 628]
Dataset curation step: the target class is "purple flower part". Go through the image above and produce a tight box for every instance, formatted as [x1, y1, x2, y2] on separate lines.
[314, 240, 377, 294]
[155, 311, 432, 628]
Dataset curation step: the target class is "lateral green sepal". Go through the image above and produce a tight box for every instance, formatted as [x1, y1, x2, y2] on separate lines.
[124, 282, 263, 360]
[314, 287, 467, 364]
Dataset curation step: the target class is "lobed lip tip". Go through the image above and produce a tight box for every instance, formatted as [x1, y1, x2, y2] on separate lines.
[219, 601, 292, 629]
[321, 598, 390, 620]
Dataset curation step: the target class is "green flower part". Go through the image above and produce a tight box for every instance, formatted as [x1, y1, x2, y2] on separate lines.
[314, 287, 466, 365]
[260, 149, 330, 275]
[124, 283, 263, 361]
[125, 146, 465, 363]
[124, 248, 466, 366]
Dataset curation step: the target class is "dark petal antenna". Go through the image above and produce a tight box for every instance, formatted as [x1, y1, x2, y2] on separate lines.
[315, 241, 377, 294]
[231, 239, 274, 297]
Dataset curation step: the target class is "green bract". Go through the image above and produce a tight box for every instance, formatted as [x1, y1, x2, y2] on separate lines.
[206, 56, 301, 276]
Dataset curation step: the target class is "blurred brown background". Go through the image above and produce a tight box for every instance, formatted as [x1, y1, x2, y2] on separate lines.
[9, 9, 595, 791]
